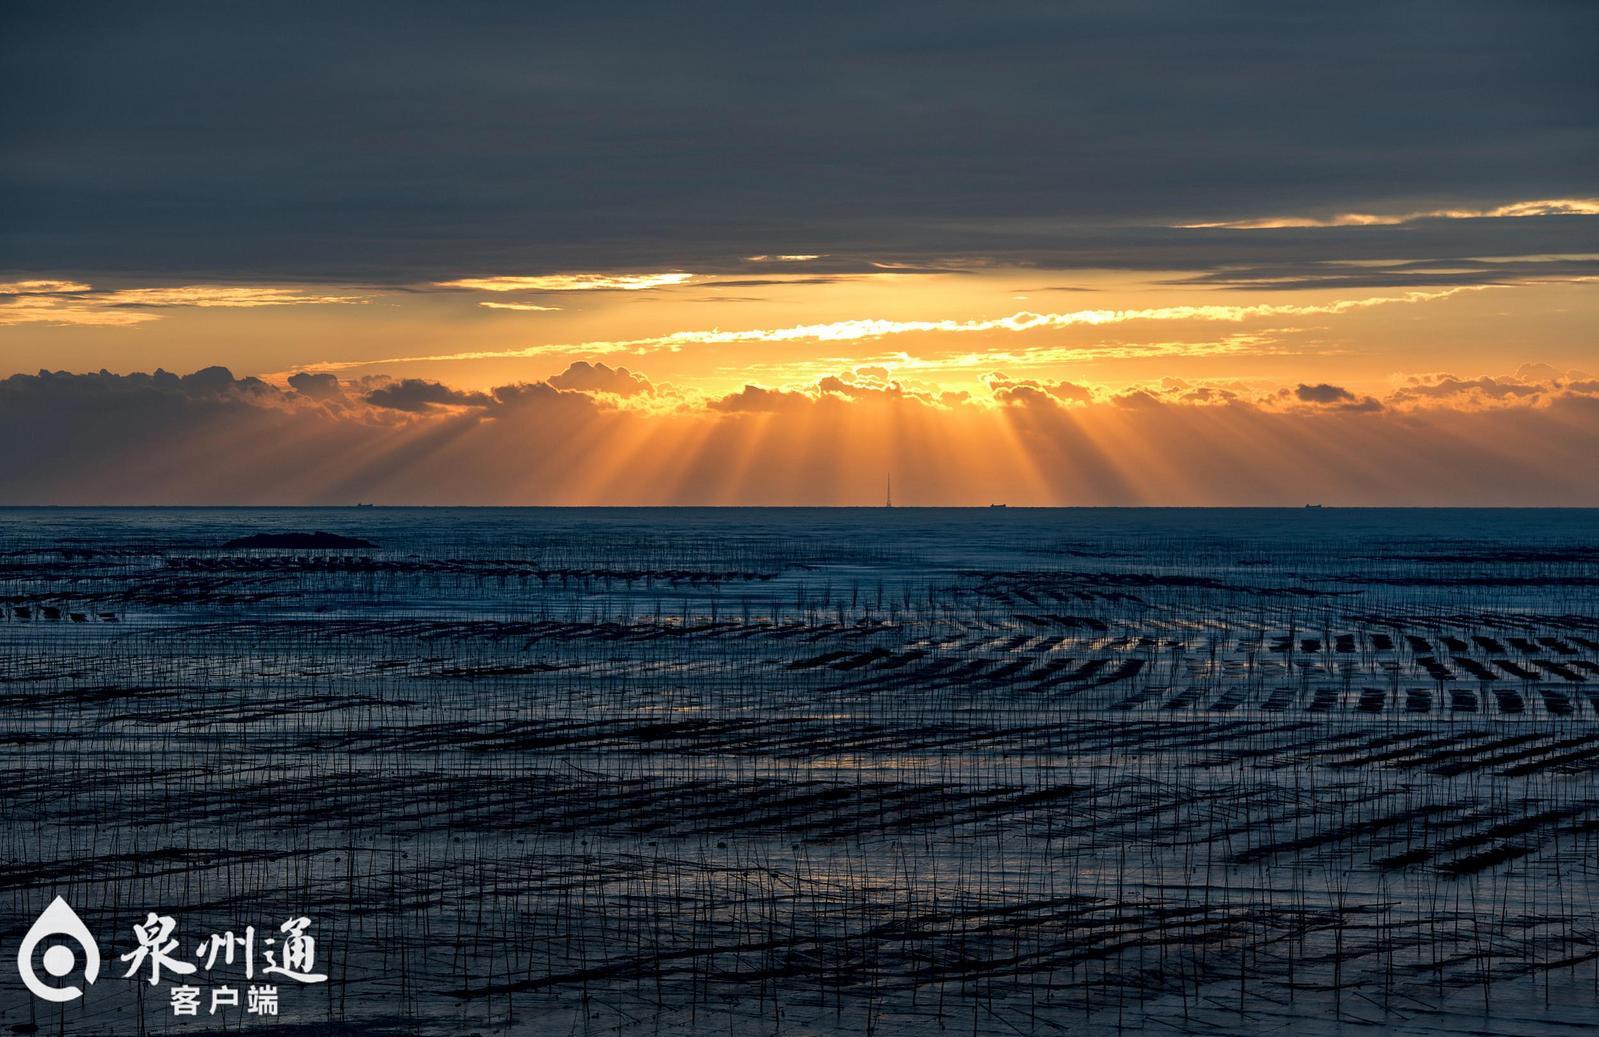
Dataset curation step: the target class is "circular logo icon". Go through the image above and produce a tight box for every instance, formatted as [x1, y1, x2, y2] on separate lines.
[17, 897, 101, 1002]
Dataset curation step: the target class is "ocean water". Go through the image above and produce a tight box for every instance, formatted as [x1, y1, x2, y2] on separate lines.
[8, 503, 1597, 560]
[1, 508, 1596, 1035]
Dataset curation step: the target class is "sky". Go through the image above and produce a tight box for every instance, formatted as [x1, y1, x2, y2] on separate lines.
[2, 1, 1596, 505]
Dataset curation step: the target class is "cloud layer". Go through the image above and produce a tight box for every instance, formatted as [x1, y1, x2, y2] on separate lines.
[0, 280, 366, 326]
[4, 3, 1594, 281]
[1180, 198, 1599, 229]
[3, 361, 1594, 506]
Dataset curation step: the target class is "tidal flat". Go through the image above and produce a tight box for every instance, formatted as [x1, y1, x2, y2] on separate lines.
[2, 507, 1597, 1035]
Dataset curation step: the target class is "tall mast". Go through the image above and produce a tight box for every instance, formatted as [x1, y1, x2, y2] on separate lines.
[886, 473, 893, 508]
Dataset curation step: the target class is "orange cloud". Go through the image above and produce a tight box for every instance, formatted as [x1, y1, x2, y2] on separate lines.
[97, 286, 367, 308]
[0, 280, 367, 326]
[1180, 197, 1599, 230]
[0, 296, 162, 327]
[303, 288, 1473, 372]
[479, 301, 561, 311]
[436, 273, 696, 292]
[0, 279, 94, 295]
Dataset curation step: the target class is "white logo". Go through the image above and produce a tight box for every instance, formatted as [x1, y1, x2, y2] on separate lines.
[17, 897, 101, 1002]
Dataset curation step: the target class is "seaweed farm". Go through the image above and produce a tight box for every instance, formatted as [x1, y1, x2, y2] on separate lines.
[2, 506, 1599, 1036]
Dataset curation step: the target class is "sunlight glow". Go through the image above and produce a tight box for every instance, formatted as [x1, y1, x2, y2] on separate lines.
[437, 273, 697, 292]
[300, 288, 1476, 373]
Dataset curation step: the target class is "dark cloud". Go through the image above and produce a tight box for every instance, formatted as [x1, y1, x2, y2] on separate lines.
[989, 383, 1058, 407]
[0, 365, 614, 503]
[815, 375, 934, 406]
[1296, 383, 1357, 404]
[546, 361, 652, 396]
[1391, 375, 1546, 403]
[989, 374, 1096, 406]
[363, 379, 492, 412]
[0, 367, 354, 504]
[1, 3, 1594, 281]
[698, 276, 851, 288]
[704, 373, 945, 411]
[287, 371, 345, 401]
[1290, 383, 1384, 412]
[1177, 386, 1239, 404]
[1166, 254, 1599, 291]
[707, 385, 818, 414]
[0, 366, 273, 408]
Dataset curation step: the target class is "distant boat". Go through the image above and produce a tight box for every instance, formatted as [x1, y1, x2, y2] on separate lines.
[1304, 504, 1323, 509]
[355, 503, 375, 509]
[990, 503, 1008, 509]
